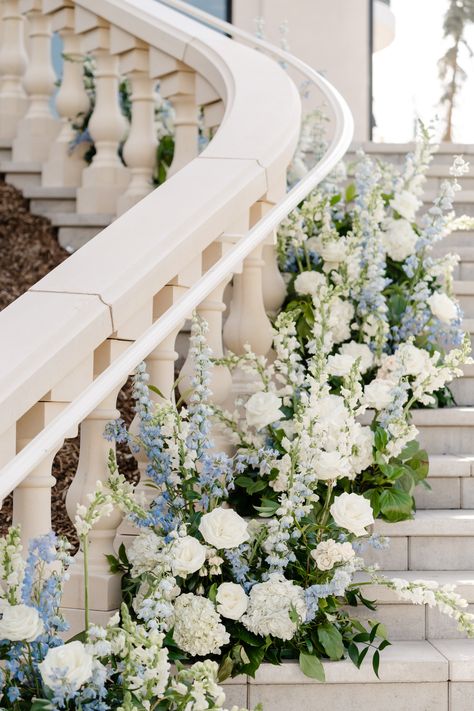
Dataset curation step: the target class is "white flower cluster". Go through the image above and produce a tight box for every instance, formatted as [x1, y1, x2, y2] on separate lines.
[242, 574, 307, 641]
[173, 593, 230, 657]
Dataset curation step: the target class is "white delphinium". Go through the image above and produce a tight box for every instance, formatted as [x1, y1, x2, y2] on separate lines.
[172, 593, 230, 657]
[272, 312, 306, 401]
[241, 574, 307, 640]
[0, 527, 25, 604]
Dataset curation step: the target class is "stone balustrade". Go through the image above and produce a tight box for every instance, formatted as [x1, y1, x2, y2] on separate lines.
[0, 0, 351, 627]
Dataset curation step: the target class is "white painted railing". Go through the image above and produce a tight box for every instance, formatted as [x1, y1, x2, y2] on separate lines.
[0, 0, 353, 617]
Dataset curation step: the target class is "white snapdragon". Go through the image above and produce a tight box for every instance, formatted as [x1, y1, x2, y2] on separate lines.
[242, 574, 306, 640]
[172, 594, 230, 656]
[330, 492, 374, 537]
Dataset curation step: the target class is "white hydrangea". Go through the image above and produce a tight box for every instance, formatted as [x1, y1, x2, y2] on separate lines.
[172, 594, 230, 657]
[242, 574, 306, 640]
[128, 530, 172, 577]
[294, 270, 326, 297]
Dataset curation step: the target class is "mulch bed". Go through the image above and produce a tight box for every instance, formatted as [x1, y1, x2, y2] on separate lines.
[0, 181, 138, 548]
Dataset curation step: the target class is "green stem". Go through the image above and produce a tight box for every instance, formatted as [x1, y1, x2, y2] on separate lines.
[317, 481, 335, 542]
[82, 534, 90, 632]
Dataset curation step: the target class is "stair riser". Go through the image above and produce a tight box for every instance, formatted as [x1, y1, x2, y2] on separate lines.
[415, 425, 474, 456]
[450, 378, 474, 407]
[249, 682, 448, 711]
[58, 226, 104, 251]
[425, 176, 474, 191]
[29, 198, 76, 215]
[350, 603, 474, 641]
[443, 232, 474, 248]
[416, 476, 474, 508]
[365, 536, 474, 571]
[4, 171, 41, 189]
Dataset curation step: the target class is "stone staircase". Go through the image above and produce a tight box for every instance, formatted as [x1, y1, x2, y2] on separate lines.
[4, 134, 474, 706]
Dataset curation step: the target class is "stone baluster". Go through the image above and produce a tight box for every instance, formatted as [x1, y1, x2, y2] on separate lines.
[75, 11, 128, 214]
[13, 356, 92, 547]
[179, 242, 232, 406]
[149, 47, 198, 178]
[41, 5, 90, 187]
[0, 0, 28, 140]
[110, 28, 157, 215]
[11, 0, 59, 162]
[251, 200, 286, 316]
[64, 341, 129, 612]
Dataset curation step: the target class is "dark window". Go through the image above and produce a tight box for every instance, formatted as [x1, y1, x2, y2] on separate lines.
[184, 0, 231, 21]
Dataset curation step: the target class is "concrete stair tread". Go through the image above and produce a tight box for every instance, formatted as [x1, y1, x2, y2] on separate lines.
[374, 509, 474, 536]
[23, 186, 76, 199]
[428, 454, 474, 477]
[454, 280, 474, 294]
[49, 212, 114, 227]
[251, 640, 448, 684]
[430, 639, 474, 681]
[354, 571, 474, 602]
[0, 160, 42, 173]
[411, 407, 474, 426]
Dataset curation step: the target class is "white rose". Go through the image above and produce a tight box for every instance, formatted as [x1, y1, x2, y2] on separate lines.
[199, 507, 249, 549]
[339, 341, 374, 373]
[363, 379, 394, 410]
[315, 450, 352, 481]
[0, 604, 45, 642]
[383, 218, 418, 261]
[427, 292, 458, 323]
[330, 492, 374, 537]
[39, 641, 94, 693]
[327, 353, 356, 377]
[294, 270, 326, 296]
[311, 540, 342, 571]
[389, 190, 421, 221]
[245, 391, 283, 430]
[171, 536, 206, 578]
[216, 582, 248, 620]
[397, 343, 430, 376]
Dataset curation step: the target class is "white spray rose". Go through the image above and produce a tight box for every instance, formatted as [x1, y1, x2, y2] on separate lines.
[397, 343, 430, 376]
[294, 270, 326, 296]
[315, 450, 352, 481]
[245, 391, 283, 430]
[39, 641, 94, 693]
[330, 492, 374, 537]
[383, 218, 418, 261]
[171, 536, 206, 578]
[199, 507, 249, 550]
[327, 353, 356, 377]
[216, 582, 248, 620]
[389, 190, 421, 221]
[339, 341, 374, 373]
[427, 292, 458, 323]
[363, 379, 394, 410]
[311, 540, 355, 571]
[0, 604, 45, 642]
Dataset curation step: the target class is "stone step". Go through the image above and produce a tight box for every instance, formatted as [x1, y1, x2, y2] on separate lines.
[367, 510, 474, 571]
[0, 160, 42, 189]
[415, 454, 474, 509]
[454, 281, 474, 317]
[422, 192, 474, 217]
[50, 212, 115, 251]
[249, 641, 450, 710]
[425, 166, 474, 192]
[443, 231, 474, 249]
[0, 138, 12, 162]
[352, 572, 474, 641]
[410, 408, 474, 456]
[22, 185, 76, 215]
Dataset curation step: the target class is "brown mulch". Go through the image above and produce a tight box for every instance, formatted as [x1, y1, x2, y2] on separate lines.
[0, 180, 138, 548]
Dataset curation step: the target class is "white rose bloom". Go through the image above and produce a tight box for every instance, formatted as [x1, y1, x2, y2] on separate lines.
[199, 507, 249, 550]
[216, 583, 248, 620]
[315, 450, 352, 481]
[383, 218, 418, 261]
[245, 391, 283, 430]
[0, 604, 45, 642]
[327, 353, 356, 377]
[351, 426, 374, 474]
[397, 343, 430, 377]
[173, 594, 229, 656]
[294, 270, 326, 296]
[330, 492, 374, 537]
[339, 342, 374, 373]
[389, 189, 421, 221]
[427, 292, 458, 323]
[363, 379, 394, 410]
[242, 574, 306, 640]
[171, 536, 206, 578]
[39, 641, 94, 693]
[311, 540, 355, 571]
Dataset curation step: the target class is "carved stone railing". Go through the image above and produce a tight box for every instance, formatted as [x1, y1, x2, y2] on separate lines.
[0, 0, 353, 624]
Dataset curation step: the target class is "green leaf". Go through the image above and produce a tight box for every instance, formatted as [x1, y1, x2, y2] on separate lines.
[254, 499, 280, 517]
[317, 622, 344, 660]
[345, 183, 357, 203]
[218, 655, 234, 682]
[374, 427, 388, 451]
[66, 629, 87, 643]
[372, 649, 381, 678]
[30, 700, 54, 710]
[347, 642, 359, 667]
[148, 384, 166, 399]
[379, 488, 414, 522]
[299, 651, 325, 681]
